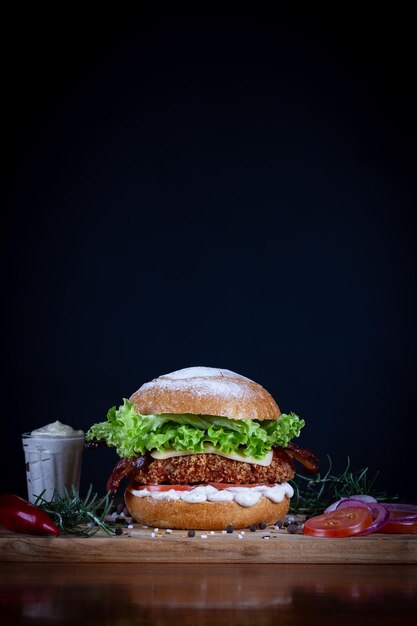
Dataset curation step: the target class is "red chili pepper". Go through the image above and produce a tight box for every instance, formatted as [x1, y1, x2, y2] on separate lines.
[0, 494, 60, 536]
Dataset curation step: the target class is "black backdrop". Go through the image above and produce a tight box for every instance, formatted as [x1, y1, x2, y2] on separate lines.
[2, 7, 416, 501]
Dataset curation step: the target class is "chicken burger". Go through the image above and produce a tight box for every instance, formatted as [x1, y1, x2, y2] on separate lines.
[86, 366, 318, 530]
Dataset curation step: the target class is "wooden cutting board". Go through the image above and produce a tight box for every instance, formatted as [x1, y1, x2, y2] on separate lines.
[1, 525, 416, 563]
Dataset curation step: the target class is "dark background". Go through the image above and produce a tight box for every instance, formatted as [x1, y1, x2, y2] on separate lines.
[2, 7, 416, 500]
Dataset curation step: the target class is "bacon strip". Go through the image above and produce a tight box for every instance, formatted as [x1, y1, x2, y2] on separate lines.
[285, 442, 320, 474]
[106, 455, 150, 494]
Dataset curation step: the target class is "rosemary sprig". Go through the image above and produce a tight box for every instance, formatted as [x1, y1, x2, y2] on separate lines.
[34, 485, 115, 536]
[289, 455, 397, 517]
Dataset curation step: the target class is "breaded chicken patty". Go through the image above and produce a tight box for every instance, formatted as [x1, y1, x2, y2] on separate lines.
[130, 447, 295, 486]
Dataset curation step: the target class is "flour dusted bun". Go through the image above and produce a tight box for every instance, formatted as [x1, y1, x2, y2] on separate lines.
[125, 367, 289, 530]
[125, 485, 290, 530]
[129, 366, 281, 421]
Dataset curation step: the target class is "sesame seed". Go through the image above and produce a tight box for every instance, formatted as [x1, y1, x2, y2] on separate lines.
[222, 530, 227, 534]
[201, 534, 208, 539]
[127, 524, 133, 529]
[263, 535, 270, 539]
[154, 528, 159, 533]
[151, 532, 156, 538]
[238, 533, 243, 539]
[165, 529, 173, 534]
[210, 531, 215, 535]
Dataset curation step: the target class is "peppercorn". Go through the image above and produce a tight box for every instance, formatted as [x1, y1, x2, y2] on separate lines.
[249, 524, 257, 532]
[114, 527, 123, 536]
[274, 520, 283, 528]
[188, 530, 195, 537]
[226, 524, 234, 533]
[286, 523, 299, 534]
[258, 522, 267, 530]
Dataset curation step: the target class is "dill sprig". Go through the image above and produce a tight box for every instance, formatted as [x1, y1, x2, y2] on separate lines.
[289, 455, 397, 517]
[34, 485, 115, 536]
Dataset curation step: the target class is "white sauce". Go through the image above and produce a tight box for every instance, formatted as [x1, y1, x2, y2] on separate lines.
[129, 482, 294, 508]
[31, 420, 84, 437]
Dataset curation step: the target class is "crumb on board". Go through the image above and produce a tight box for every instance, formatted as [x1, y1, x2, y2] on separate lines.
[118, 514, 305, 539]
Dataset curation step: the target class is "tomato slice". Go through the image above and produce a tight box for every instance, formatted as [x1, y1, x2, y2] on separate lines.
[378, 520, 417, 534]
[135, 483, 274, 491]
[208, 483, 274, 490]
[304, 507, 373, 538]
[134, 483, 274, 492]
[135, 485, 193, 492]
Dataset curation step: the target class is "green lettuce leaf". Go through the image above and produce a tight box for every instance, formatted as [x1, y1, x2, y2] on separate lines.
[86, 399, 305, 459]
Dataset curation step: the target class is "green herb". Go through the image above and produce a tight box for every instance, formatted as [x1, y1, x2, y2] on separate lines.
[289, 455, 397, 517]
[34, 485, 115, 536]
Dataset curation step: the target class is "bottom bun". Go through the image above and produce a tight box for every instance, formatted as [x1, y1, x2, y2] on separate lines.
[124, 484, 291, 530]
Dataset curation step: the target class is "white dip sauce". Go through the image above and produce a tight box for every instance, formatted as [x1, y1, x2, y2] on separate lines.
[31, 420, 84, 437]
[23, 422, 85, 503]
[129, 482, 294, 508]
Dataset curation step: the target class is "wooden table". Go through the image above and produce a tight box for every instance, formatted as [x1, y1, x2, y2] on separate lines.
[1, 562, 417, 625]
[1, 524, 417, 624]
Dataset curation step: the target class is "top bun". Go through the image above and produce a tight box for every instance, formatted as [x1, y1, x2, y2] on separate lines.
[129, 366, 281, 421]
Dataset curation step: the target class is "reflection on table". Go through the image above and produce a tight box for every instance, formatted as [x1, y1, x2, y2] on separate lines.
[1, 562, 417, 625]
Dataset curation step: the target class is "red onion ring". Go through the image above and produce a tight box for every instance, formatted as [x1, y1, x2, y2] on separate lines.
[336, 499, 390, 534]
[324, 501, 340, 513]
[324, 495, 377, 514]
[345, 495, 378, 504]
[383, 503, 417, 523]
[357, 503, 390, 535]
[336, 498, 370, 510]
[321, 498, 417, 535]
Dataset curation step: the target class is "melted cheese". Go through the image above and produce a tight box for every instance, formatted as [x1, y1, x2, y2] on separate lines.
[150, 445, 273, 467]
